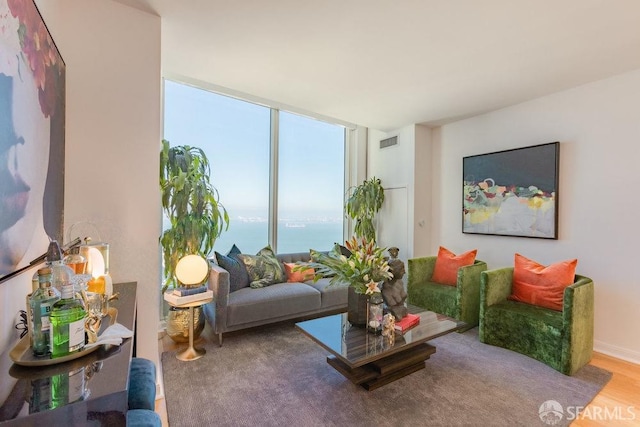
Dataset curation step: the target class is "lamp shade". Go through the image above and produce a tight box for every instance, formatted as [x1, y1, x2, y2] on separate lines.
[175, 254, 209, 286]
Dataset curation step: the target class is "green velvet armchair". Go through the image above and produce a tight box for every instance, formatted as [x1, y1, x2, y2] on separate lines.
[407, 256, 487, 330]
[479, 268, 594, 375]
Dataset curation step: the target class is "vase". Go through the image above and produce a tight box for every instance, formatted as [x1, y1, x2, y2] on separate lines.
[367, 293, 384, 334]
[166, 305, 205, 343]
[347, 286, 368, 326]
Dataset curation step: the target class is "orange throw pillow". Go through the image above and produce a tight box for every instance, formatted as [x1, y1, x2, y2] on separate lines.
[431, 246, 477, 286]
[509, 253, 578, 311]
[284, 262, 315, 283]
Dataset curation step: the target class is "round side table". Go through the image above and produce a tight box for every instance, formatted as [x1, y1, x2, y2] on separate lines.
[165, 296, 213, 361]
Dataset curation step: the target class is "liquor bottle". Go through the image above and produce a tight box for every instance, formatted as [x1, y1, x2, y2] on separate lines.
[63, 247, 87, 275]
[50, 365, 87, 409]
[44, 240, 76, 293]
[49, 284, 87, 358]
[29, 267, 60, 357]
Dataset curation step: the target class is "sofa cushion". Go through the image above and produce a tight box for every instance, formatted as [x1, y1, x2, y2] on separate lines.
[305, 277, 348, 309]
[226, 282, 321, 326]
[238, 245, 286, 288]
[482, 299, 563, 371]
[407, 280, 458, 319]
[284, 262, 315, 282]
[431, 246, 477, 286]
[215, 245, 250, 292]
[509, 253, 577, 311]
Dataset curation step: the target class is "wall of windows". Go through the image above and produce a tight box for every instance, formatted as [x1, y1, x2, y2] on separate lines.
[163, 79, 346, 256]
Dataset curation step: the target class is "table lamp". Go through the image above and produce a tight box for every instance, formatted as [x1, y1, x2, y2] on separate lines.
[172, 254, 210, 362]
[175, 254, 209, 286]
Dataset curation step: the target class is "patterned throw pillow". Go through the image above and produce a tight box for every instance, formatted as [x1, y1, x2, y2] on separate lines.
[214, 244, 250, 292]
[238, 245, 286, 288]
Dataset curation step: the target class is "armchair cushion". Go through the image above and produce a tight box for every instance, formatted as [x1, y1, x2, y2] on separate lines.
[509, 253, 578, 311]
[431, 246, 477, 286]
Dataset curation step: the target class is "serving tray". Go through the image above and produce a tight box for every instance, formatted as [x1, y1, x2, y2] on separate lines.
[10, 308, 117, 367]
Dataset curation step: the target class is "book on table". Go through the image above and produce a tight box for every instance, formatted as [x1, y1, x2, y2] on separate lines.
[394, 313, 420, 333]
[164, 290, 213, 305]
[173, 285, 208, 296]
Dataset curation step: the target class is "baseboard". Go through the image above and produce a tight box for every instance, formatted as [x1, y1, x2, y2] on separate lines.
[594, 339, 640, 365]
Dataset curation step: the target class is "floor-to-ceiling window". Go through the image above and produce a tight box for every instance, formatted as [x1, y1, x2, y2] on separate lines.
[163, 79, 346, 257]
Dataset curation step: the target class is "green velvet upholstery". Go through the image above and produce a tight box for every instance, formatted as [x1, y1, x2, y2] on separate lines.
[407, 256, 487, 330]
[479, 267, 594, 375]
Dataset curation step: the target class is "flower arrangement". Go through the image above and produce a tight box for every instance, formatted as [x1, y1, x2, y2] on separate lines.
[308, 237, 392, 295]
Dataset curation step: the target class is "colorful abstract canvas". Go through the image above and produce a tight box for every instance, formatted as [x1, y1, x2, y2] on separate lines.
[462, 142, 559, 239]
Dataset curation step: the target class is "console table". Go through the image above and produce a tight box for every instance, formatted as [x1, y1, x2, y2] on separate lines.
[0, 282, 137, 426]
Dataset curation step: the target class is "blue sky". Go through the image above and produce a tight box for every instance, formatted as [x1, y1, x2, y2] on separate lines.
[163, 80, 345, 220]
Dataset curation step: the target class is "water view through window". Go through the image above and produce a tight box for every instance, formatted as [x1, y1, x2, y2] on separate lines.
[163, 80, 345, 257]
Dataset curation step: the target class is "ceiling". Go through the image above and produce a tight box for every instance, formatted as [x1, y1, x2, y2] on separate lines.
[114, 0, 640, 131]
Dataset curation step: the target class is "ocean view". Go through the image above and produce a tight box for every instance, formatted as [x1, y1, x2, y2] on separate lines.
[213, 217, 344, 255]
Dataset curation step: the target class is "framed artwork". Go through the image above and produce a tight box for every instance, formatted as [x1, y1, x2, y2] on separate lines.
[462, 142, 559, 239]
[0, 0, 65, 281]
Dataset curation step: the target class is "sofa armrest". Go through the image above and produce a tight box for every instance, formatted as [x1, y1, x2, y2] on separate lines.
[480, 267, 513, 309]
[561, 275, 594, 374]
[456, 260, 488, 324]
[207, 262, 231, 334]
[407, 256, 437, 290]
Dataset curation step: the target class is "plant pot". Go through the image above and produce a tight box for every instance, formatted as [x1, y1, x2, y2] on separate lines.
[165, 305, 205, 343]
[347, 286, 368, 326]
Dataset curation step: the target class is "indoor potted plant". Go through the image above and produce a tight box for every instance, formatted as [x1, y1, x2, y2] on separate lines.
[307, 236, 392, 327]
[159, 139, 229, 341]
[345, 177, 385, 243]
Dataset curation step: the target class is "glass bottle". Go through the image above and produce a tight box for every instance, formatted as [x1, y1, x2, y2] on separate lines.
[29, 267, 60, 357]
[367, 292, 384, 334]
[63, 247, 87, 275]
[49, 284, 87, 358]
[45, 240, 76, 293]
[50, 365, 87, 409]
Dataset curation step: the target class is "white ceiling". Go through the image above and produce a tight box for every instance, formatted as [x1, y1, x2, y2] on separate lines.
[114, 0, 640, 131]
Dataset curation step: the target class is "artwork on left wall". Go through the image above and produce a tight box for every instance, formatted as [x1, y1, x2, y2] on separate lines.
[0, 0, 65, 281]
[462, 142, 559, 239]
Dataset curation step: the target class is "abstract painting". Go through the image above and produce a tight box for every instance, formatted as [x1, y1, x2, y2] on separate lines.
[462, 142, 559, 239]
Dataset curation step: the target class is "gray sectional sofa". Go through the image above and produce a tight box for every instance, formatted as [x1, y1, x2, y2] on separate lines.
[203, 251, 348, 345]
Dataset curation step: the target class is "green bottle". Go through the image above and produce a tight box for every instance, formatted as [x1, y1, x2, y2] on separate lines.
[29, 267, 60, 357]
[49, 284, 87, 358]
[50, 365, 86, 409]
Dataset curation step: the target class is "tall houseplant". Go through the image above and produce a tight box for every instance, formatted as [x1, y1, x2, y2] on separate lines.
[345, 177, 385, 243]
[159, 139, 229, 291]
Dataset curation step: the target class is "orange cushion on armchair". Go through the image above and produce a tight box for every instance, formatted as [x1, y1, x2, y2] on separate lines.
[431, 246, 477, 286]
[509, 253, 578, 311]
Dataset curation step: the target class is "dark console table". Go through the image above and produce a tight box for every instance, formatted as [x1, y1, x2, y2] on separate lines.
[0, 282, 137, 426]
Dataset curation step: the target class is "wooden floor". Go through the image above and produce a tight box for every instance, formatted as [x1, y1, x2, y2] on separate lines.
[155, 330, 640, 427]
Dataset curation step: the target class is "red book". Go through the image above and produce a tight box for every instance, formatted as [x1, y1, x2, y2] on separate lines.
[394, 313, 420, 333]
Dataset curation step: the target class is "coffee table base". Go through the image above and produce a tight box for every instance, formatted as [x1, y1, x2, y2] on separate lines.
[326, 343, 436, 391]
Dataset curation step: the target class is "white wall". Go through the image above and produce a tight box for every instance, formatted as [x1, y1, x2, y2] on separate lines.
[428, 69, 640, 363]
[368, 124, 432, 260]
[34, 0, 162, 365]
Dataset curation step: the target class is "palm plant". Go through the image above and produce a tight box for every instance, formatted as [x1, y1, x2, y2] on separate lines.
[159, 139, 229, 290]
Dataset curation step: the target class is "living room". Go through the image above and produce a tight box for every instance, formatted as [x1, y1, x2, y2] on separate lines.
[1, 0, 639, 425]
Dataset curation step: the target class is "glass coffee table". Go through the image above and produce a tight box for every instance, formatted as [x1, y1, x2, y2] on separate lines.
[295, 308, 466, 390]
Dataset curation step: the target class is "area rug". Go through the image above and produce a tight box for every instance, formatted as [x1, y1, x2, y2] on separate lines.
[161, 323, 611, 427]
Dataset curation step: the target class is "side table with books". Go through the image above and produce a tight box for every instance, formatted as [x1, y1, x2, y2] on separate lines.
[163, 288, 213, 361]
